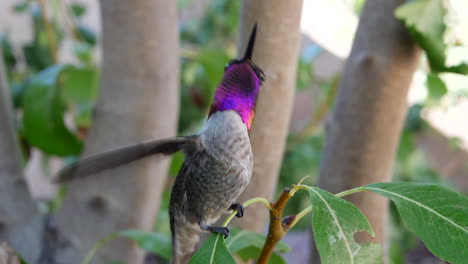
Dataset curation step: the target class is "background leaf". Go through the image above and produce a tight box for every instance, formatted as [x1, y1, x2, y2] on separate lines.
[363, 182, 468, 264]
[395, 0, 468, 74]
[307, 187, 381, 264]
[23, 65, 83, 156]
[61, 66, 98, 103]
[235, 246, 287, 264]
[426, 74, 447, 101]
[119, 229, 171, 260]
[224, 228, 289, 262]
[395, 0, 446, 72]
[190, 233, 236, 264]
[226, 228, 290, 254]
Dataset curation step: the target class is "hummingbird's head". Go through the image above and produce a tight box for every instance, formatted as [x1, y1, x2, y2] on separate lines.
[209, 24, 265, 130]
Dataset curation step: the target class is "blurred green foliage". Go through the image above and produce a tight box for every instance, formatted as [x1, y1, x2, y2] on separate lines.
[2, 0, 98, 160]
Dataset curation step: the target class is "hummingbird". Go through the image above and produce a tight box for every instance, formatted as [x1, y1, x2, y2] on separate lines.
[56, 24, 264, 264]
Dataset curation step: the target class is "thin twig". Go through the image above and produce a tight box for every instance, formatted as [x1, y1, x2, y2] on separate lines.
[297, 76, 340, 140]
[257, 187, 297, 264]
[82, 232, 119, 264]
[222, 197, 272, 227]
[37, 0, 58, 62]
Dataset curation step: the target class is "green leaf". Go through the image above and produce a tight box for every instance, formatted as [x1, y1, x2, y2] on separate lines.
[23, 65, 83, 156]
[226, 228, 290, 254]
[61, 65, 98, 127]
[70, 2, 86, 18]
[395, 0, 446, 72]
[363, 182, 468, 264]
[169, 151, 185, 177]
[395, 0, 468, 74]
[426, 74, 447, 101]
[190, 233, 236, 264]
[61, 66, 98, 104]
[445, 63, 468, 75]
[235, 246, 287, 264]
[197, 49, 231, 94]
[13, 2, 30, 13]
[23, 43, 54, 71]
[72, 42, 94, 65]
[76, 24, 97, 46]
[119, 230, 171, 260]
[306, 187, 381, 264]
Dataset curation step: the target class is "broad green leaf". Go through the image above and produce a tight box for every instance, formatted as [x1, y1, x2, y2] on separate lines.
[395, 0, 446, 72]
[190, 233, 236, 264]
[226, 228, 290, 254]
[23, 65, 83, 156]
[426, 74, 447, 101]
[363, 182, 468, 264]
[119, 230, 171, 260]
[307, 187, 381, 264]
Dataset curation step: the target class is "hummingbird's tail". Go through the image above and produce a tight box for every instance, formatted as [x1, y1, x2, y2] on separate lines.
[54, 135, 199, 183]
[171, 221, 202, 264]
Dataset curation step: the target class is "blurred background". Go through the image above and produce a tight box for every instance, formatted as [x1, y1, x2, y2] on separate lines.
[0, 0, 467, 263]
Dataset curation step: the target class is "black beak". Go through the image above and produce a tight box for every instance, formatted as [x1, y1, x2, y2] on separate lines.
[243, 23, 257, 61]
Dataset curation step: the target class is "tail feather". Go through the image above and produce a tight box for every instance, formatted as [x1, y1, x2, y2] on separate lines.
[171, 218, 202, 264]
[55, 135, 199, 183]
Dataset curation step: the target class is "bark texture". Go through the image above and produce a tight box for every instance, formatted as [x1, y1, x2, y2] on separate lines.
[234, 0, 304, 232]
[313, 0, 420, 261]
[54, 0, 179, 263]
[0, 49, 44, 263]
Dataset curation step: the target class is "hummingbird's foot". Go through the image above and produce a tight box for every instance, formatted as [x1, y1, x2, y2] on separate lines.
[229, 203, 244, 218]
[207, 226, 230, 239]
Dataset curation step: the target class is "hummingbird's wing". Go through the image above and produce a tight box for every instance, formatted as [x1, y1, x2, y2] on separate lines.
[54, 135, 200, 183]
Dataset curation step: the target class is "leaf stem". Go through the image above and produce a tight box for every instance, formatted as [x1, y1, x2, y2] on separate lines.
[335, 187, 366, 198]
[37, 0, 59, 62]
[82, 232, 119, 264]
[222, 197, 272, 227]
[287, 206, 313, 229]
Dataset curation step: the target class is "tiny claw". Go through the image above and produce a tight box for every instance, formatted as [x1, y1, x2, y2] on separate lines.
[208, 226, 230, 239]
[229, 203, 244, 218]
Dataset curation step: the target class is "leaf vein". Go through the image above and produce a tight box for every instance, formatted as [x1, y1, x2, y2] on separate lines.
[365, 187, 467, 234]
[311, 188, 354, 263]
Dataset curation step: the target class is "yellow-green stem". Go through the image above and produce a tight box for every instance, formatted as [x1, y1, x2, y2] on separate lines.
[222, 197, 272, 227]
[335, 187, 366, 198]
[82, 232, 119, 264]
[288, 206, 313, 229]
[37, 0, 58, 62]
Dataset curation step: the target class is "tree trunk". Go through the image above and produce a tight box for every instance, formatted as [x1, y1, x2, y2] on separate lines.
[54, 0, 179, 263]
[0, 49, 44, 263]
[312, 0, 420, 261]
[234, 0, 304, 232]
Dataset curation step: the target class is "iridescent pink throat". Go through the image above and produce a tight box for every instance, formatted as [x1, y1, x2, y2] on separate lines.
[208, 61, 262, 130]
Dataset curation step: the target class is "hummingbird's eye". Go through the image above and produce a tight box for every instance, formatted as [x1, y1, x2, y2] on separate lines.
[224, 59, 242, 71]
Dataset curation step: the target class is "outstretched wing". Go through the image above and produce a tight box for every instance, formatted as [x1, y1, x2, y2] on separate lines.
[55, 135, 200, 183]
